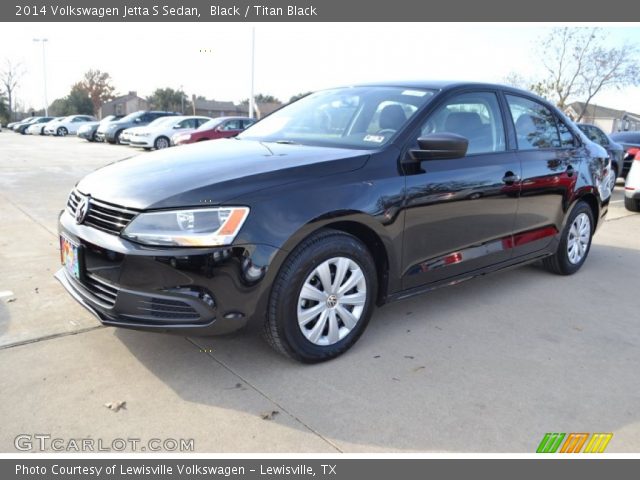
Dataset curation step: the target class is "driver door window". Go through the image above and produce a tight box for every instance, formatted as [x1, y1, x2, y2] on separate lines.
[420, 92, 506, 155]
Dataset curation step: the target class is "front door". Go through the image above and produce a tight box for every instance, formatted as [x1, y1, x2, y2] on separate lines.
[401, 90, 521, 290]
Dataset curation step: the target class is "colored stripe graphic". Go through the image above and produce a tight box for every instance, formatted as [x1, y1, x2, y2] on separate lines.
[583, 433, 613, 453]
[560, 433, 589, 453]
[536, 433, 565, 453]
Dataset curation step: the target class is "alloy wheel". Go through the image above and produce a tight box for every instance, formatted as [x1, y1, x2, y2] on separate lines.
[566, 212, 591, 265]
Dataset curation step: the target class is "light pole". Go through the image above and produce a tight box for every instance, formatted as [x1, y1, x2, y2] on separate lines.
[33, 38, 48, 116]
[249, 27, 255, 119]
[179, 84, 184, 114]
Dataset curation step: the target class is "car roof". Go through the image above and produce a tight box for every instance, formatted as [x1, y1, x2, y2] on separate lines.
[341, 80, 547, 100]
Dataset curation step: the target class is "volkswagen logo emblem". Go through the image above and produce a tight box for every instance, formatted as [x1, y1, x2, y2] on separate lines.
[326, 294, 338, 309]
[75, 195, 91, 224]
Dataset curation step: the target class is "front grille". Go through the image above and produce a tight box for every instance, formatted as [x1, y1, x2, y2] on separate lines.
[82, 272, 119, 308]
[137, 297, 200, 320]
[67, 190, 139, 235]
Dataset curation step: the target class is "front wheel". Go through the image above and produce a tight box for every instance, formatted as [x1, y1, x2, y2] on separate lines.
[264, 229, 377, 363]
[154, 136, 170, 149]
[543, 202, 594, 275]
[57, 127, 67, 137]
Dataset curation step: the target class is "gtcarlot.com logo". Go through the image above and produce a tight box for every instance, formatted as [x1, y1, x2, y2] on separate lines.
[14, 434, 195, 452]
[536, 433, 613, 453]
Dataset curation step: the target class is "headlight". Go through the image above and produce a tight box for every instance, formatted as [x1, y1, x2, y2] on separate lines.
[122, 207, 250, 247]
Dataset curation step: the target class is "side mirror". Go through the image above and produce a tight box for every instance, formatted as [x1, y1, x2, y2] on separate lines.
[134, 118, 142, 123]
[407, 133, 469, 162]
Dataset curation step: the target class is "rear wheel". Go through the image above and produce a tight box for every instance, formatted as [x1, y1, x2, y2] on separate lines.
[264, 229, 377, 363]
[625, 196, 640, 212]
[543, 202, 594, 275]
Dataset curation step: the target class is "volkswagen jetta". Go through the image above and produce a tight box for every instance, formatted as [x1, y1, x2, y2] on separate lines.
[56, 82, 611, 362]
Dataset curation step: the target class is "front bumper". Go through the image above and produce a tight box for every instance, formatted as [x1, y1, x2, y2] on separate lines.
[129, 137, 152, 147]
[55, 209, 280, 335]
[78, 129, 95, 140]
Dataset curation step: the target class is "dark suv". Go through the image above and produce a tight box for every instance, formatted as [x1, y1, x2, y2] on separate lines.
[56, 82, 611, 362]
[96, 111, 179, 144]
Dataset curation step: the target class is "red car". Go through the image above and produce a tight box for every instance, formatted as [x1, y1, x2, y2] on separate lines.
[172, 116, 255, 145]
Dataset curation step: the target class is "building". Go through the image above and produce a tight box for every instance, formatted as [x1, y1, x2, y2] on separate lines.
[192, 99, 243, 117]
[566, 102, 640, 133]
[193, 98, 283, 119]
[99, 91, 149, 119]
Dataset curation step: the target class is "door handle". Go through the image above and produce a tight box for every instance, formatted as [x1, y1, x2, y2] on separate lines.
[566, 165, 575, 177]
[502, 171, 520, 184]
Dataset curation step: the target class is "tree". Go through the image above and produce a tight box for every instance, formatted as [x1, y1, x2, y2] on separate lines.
[241, 93, 281, 105]
[289, 91, 313, 103]
[66, 83, 95, 115]
[537, 27, 639, 119]
[79, 69, 115, 114]
[0, 91, 9, 125]
[147, 87, 188, 112]
[48, 84, 94, 116]
[0, 59, 24, 121]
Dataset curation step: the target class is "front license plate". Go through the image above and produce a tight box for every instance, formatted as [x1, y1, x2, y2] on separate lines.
[60, 235, 82, 280]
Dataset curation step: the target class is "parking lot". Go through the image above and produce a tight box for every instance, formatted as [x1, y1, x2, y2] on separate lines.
[1, 132, 639, 453]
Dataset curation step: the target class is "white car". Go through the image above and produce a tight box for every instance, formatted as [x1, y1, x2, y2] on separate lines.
[44, 114, 97, 136]
[128, 115, 211, 150]
[624, 150, 640, 212]
[25, 117, 58, 135]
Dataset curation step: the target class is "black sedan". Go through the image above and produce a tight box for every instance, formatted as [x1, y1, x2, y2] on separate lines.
[610, 131, 640, 179]
[56, 81, 611, 362]
[577, 123, 625, 181]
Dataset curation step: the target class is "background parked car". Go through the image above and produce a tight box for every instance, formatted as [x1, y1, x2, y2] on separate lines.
[77, 115, 123, 142]
[577, 123, 625, 182]
[40, 117, 66, 135]
[610, 131, 640, 179]
[172, 116, 255, 146]
[129, 115, 211, 150]
[11, 117, 42, 133]
[24, 117, 55, 135]
[624, 150, 640, 212]
[96, 111, 179, 144]
[44, 115, 97, 136]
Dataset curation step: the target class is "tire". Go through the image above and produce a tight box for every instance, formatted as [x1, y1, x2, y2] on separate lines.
[264, 229, 377, 363]
[154, 136, 170, 150]
[57, 127, 67, 137]
[114, 130, 123, 145]
[40, 127, 45, 135]
[90, 131, 97, 142]
[543, 201, 594, 275]
[625, 196, 640, 212]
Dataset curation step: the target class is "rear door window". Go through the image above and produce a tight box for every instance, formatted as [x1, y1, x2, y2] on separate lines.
[506, 95, 561, 150]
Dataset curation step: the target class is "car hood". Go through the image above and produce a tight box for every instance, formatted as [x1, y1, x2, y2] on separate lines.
[76, 139, 370, 210]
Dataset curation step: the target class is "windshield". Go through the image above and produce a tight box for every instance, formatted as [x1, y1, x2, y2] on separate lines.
[120, 111, 143, 122]
[238, 86, 435, 148]
[197, 118, 224, 131]
[148, 116, 179, 127]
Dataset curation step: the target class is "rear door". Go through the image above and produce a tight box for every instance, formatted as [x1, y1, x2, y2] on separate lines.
[401, 90, 521, 289]
[504, 94, 582, 257]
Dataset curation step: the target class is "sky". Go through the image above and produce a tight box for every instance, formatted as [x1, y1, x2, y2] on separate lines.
[1, 23, 639, 112]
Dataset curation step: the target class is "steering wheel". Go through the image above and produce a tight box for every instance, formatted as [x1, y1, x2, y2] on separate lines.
[377, 129, 396, 136]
